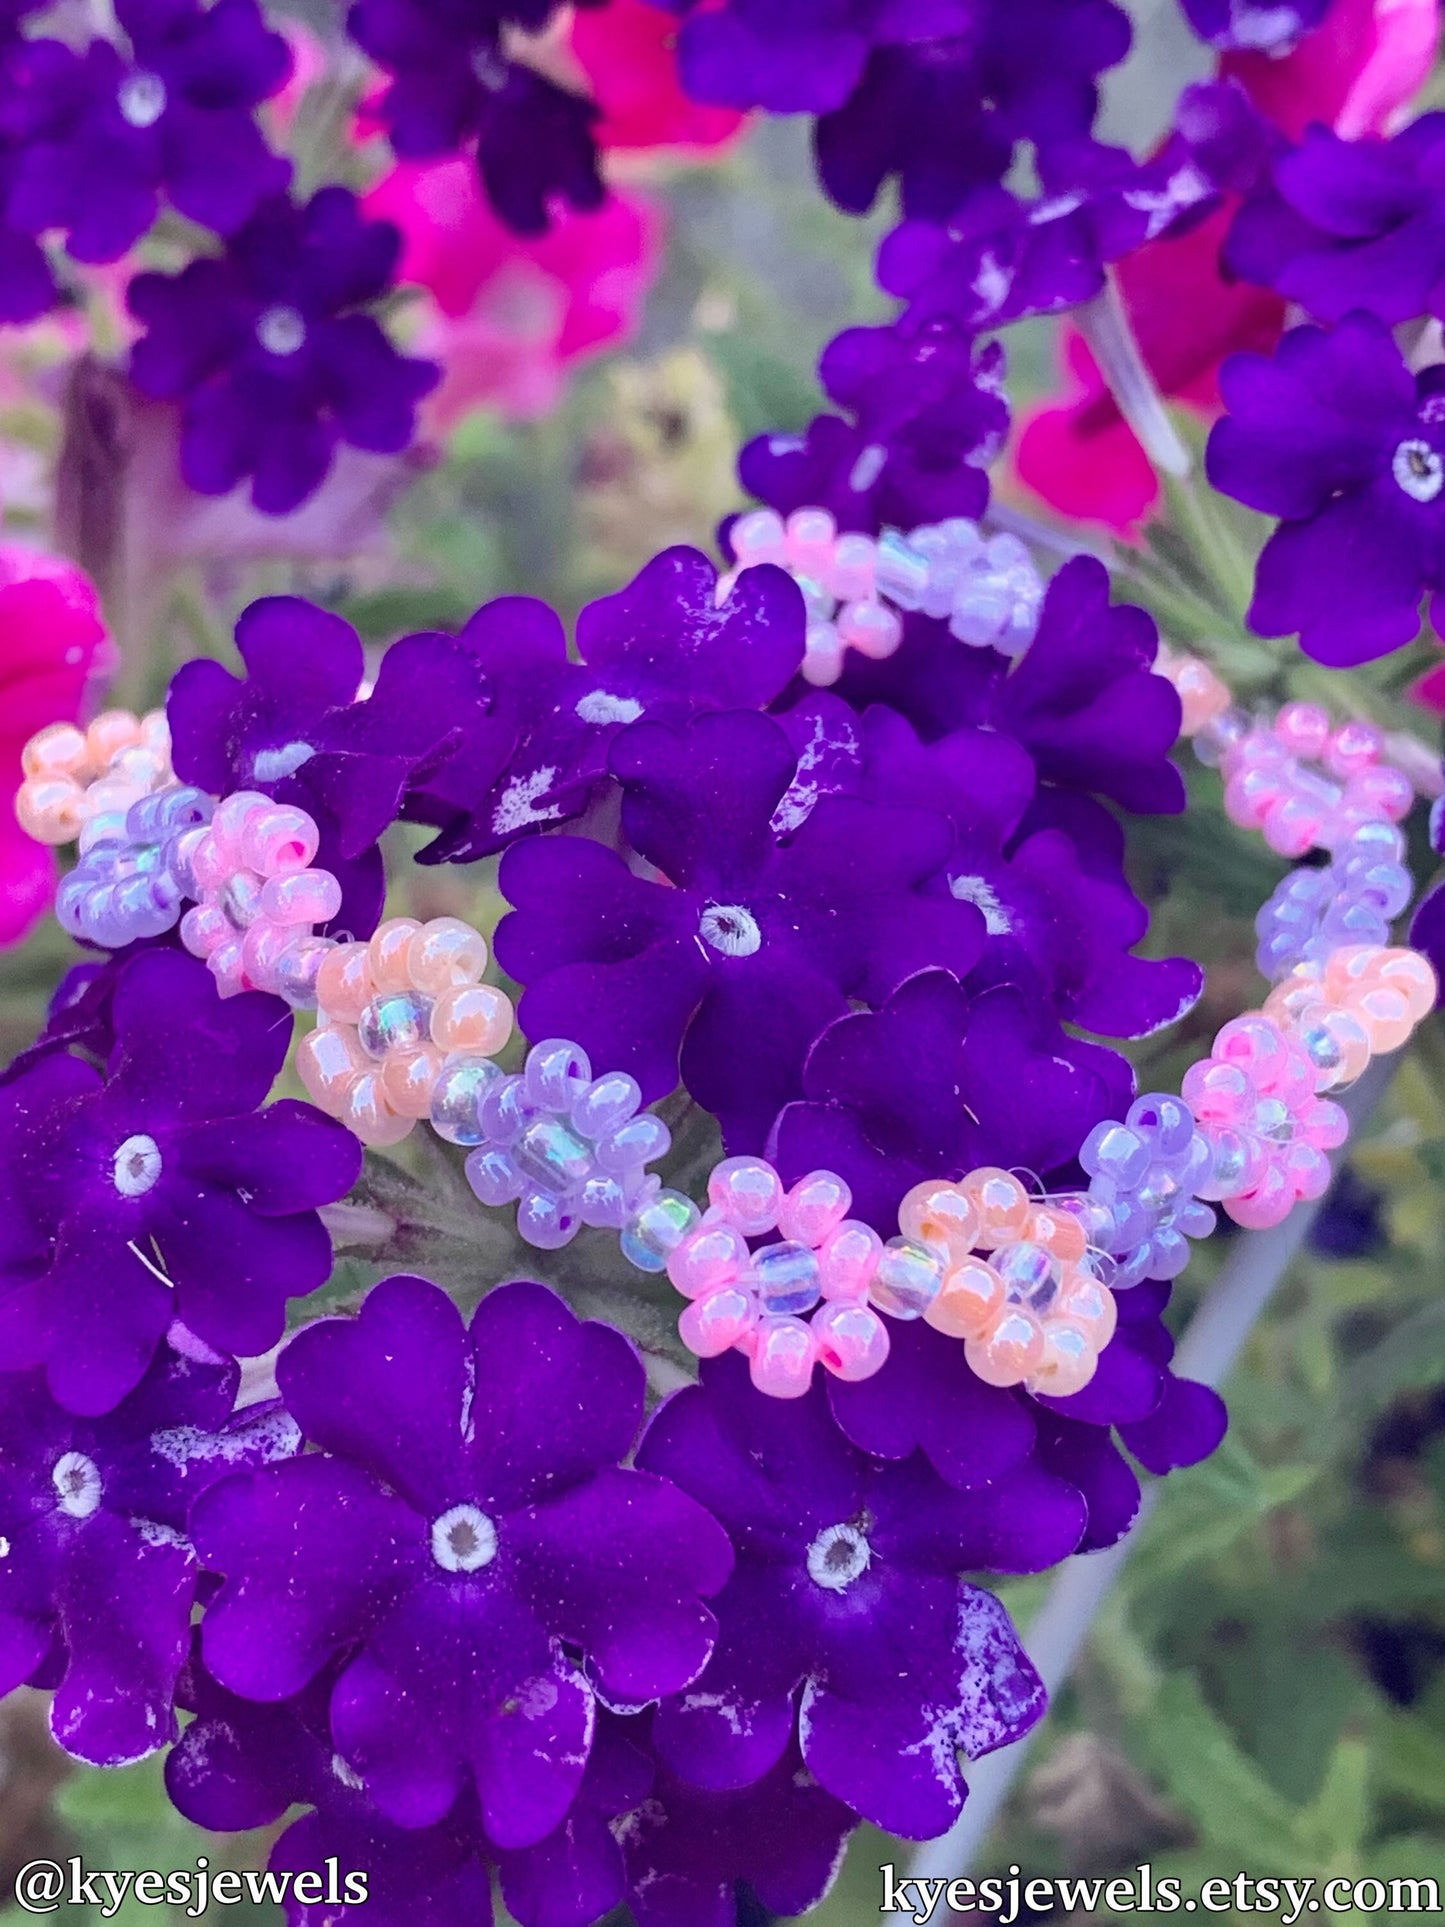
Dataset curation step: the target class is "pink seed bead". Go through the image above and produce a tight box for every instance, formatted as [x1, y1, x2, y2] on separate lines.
[801, 623, 845, 687]
[275, 935, 333, 1007]
[241, 918, 297, 993]
[707, 1156, 784, 1236]
[1226, 1164, 1293, 1229]
[679, 1286, 756, 1358]
[369, 917, 424, 990]
[241, 803, 318, 877]
[926, 1256, 1005, 1340]
[964, 1306, 1045, 1387]
[1261, 794, 1325, 858]
[1027, 1320, 1098, 1398]
[667, 1221, 750, 1299]
[1345, 764, 1414, 823]
[188, 831, 235, 894]
[260, 867, 343, 927]
[732, 507, 787, 569]
[837, 598, 903, 661]
[180, 903, 231, 959]
[430, 984, 513, 1055]
[749, 1315, 818, 1397]
[1285, 1138, 1333, 1201]
[207, 939, 248, 998]
[784, 506, 836, 579]
[1324, 718, 1383, 777]
[817, 1220, 882, 1301]
[830, 532, 876, 602]
[1274, 702, 1330, 758]
[383, 1044, 447, 1118]
[316, 942, 376, 1024]
[1171, 658, 1230, 736]
[777, 1169, 852, 1246]
[343, 1069, 415, 1147]
[296, 1024, 368, 1114]
[814, 1301, 890, 1381]
[407, 917, 488, 993]
[21, 722, 89, 781]
[898, 1180, 981, 1257]
[212, 790, 270, 848]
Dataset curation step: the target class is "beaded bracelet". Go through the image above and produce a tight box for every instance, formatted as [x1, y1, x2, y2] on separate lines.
[14, 640, 1439, 1407]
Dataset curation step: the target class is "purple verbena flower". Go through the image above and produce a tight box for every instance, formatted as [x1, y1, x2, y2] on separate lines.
[166, 593, 488, 933]
[636, 1350, 1081, 1838]
[812, 0, 1132, 217]
[4, 0, 291, 264]
[0, 1339, 298, 1767]
[0, 949, 361, 1416]
[191, 1275, 733, 1844]
[616, 1727, 856, 1927]
[345, 0, 602, 232]
[494, 708, 987, 1148]
[1227, 116, 1445, 327]
[826, 555, 1188, 816]
[127, 187, 439, 516]
[412, 548, 805, 864]
[1206, 309, 1445, 664]
[737, 318, 1009, 536]
[1178, 0, 1330, 51]
[769, 967, 1132, 1231]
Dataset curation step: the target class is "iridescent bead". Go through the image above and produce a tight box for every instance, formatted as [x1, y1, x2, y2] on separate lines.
[995, 1240, 1057, 1314]
[358, 991, 434, 1059]
[514, 1114, 594, 1193]
[868, 1237, 943, 1319]
[749, 1315, 817, 1398]
[430, 1054, 503, 1146]
[620, 1189, 702, 1272]
[750, 1241, 823, 1318]
[813, 1301, 890, 1382]
[707, 1156, 784, 1237]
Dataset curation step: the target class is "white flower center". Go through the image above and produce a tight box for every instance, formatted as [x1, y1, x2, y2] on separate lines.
[113, 1134, 162, 1198]
[1393, 438, 1444, 503]
[251, 739, 315, 782]
[806, 1521, 872, 1593]
[53, 1451, 103, 1520]
[698, 903, 761, 958]
[575, 690, 643, 726]
[118, 70, 167, 128]
[431, 1503, 497, 1573]
[949, 873, 1014, 936]
[256, 305, 307, 358]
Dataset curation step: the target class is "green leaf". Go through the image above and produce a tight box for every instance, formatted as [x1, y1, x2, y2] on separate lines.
[1145, 1673, 1298, 1869]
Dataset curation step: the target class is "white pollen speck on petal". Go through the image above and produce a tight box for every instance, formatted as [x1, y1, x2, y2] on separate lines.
[491, 767, 565, 837]
[575, 690, 643, 726]
[949, 873, 1013, 936]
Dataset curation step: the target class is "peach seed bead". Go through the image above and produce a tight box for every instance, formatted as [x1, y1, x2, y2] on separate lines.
[1355, 984, 1413, 1054]
[316, 943, 377, 1024]
[296, 1025, 368, 1114]
[430, 983, 513, 1054]
[369, 917, 424, 990]
[407, 917, 488, 993]
[898, 1180, 980, 1256]
[960, 1167, 1031, 1247]
[1024, 1205, 1088, 1265]
[1378, 948, 1437, 1019]
[926, 1257, 1005, 1341]
[15, 777, 84, 843]
[343, 1069, 415, 1147]
[85, 710, 143, 765]
[383, 1044, 447, 1118]
[1028, 1321, 1097, 1398]
[21, 722, 89, 781]
[1055, 1269, 1117, 1348]
[1172, 657, 1230, 736]
[964, 1306, 1045, 1386]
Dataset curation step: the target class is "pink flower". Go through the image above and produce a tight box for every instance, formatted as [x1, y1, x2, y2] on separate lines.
[0, 550, 110, 946]
[1013, 0, 1441, 535]
[568, 0, 748, 152]
[365, 158, 663, 425]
